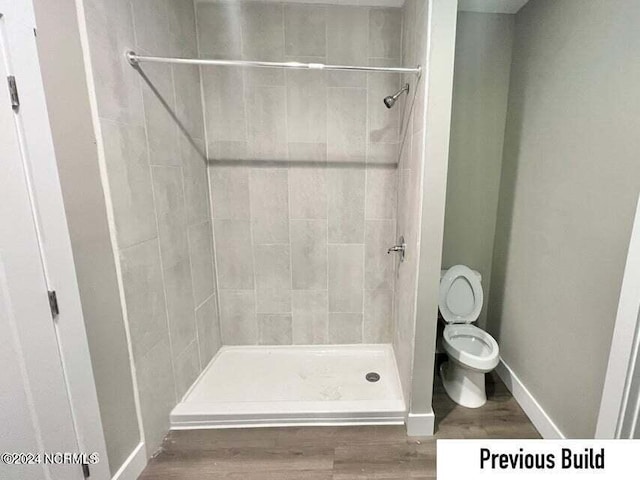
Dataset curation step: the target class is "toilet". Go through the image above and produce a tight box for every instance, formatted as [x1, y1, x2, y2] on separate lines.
[438, 265, 499, 408]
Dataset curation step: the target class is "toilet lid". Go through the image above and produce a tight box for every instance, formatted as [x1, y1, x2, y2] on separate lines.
[439, 265, 483, 324]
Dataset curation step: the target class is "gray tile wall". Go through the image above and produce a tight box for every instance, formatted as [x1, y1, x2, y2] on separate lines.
[197, 1, 402, 345]
[83, 0, 221, 456]
[393, 0, 429, 403]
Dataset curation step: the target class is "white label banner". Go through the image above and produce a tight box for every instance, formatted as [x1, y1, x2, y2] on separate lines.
[437, 439, 640, 479]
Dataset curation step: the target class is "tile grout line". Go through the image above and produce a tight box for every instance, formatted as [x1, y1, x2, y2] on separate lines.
[167, 5, 200, 374]
[236, 8, 260, 346]
[194, 291, 216, 314]
[135, 3, 180, 405]
[324, 3, 331, 344]
[362, 6, 371, 344]
[170, 14, 205, 373]
[281, 2, 295, 346]
[192, 0, 225, 356]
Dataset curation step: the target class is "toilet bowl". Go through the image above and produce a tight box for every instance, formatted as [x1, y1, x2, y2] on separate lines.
[438, 265, 499, 408]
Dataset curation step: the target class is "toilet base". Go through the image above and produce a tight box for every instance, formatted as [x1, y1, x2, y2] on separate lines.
[439, 361, 487, 408]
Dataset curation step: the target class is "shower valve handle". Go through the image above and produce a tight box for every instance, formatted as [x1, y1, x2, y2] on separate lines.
[387, 236, 406, 262]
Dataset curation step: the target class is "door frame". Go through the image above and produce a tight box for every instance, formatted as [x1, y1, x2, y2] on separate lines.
[0, 0, 110, 476]
[596, 193, 640, 438]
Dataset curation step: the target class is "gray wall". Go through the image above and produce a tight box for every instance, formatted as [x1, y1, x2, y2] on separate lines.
[488, 0, 640, 438]
[81, 0, 221, 455]
[32, 0, 139, 474]
[198, 1, 401, 345]
[409, 0, 458, 431]
[443, 12, 513, 328]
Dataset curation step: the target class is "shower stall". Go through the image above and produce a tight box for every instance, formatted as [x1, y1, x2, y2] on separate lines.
[78, 0, 434, 455]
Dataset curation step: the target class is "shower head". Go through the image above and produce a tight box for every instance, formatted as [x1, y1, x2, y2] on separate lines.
[383, 83, 410, 109]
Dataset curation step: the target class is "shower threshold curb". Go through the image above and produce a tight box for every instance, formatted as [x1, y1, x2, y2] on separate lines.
[170, 407, 406, 430]
[170, 344, 406, 430]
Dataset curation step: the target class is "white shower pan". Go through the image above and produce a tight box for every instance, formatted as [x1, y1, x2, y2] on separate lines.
[170, 344, 406, 429]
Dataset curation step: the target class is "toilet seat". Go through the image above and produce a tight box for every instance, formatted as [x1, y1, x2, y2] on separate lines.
[439, 265, 483, 324]
[438, 264, 499, 407]
[443, 324, 499, 372]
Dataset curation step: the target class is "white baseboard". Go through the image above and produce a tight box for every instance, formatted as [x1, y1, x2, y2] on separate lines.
[406, 411, 435, 436]
[495, 359, 565, 439]
[111, 442, 146, 480]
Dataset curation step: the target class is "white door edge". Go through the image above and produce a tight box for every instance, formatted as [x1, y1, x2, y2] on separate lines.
[0, 0, 110, 476]
[596, 193, 640, 438]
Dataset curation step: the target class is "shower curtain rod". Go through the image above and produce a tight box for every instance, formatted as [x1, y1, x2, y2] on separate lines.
[125, 51, 421, 75]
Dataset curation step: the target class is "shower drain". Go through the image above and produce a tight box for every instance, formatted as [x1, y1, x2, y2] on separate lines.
[365, 372, 380, 382]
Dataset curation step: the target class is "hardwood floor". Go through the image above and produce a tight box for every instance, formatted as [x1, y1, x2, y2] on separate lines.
[138, 371, 539, 479]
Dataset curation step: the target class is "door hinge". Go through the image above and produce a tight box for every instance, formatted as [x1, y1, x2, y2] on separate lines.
[81, 463, 90, 478]
[7, 75, 19, 111]
[48, 290, 59, 318]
